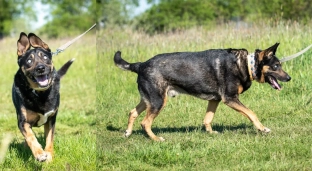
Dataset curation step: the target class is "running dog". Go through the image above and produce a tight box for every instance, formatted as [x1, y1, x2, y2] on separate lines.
[12, 32, 74, 161]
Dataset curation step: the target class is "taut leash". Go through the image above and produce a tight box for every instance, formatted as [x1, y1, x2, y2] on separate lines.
[52, 23, 96, 56]
[280, 44, 312, 63]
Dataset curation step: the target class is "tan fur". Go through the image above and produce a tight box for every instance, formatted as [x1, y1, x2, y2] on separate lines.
[258, 51, 265, 61]
[20, 114, 46, 161]
[44, 121, 54, 161]
[260, 66, 270, 83]
[125, 100, 146, 137]
[17, 35, 30, 56]
[21, 107, 39, 124]
[203, 100, 220, 133]
[224, 100, 266, 131]
[237, 85, 244, 94]
[140, 93, 168, 141]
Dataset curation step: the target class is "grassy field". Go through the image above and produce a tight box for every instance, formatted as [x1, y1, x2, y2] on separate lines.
[97, 21, 312, 170]
[0, 34, 96, 170]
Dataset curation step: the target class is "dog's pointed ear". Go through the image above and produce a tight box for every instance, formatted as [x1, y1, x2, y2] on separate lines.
[17, 32, 30, 56]
[28, 33, 51, 52]
[264, 42, 279, 57]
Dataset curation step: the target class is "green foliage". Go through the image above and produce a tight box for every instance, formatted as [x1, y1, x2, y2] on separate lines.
[97, 0, 139, 28]
[39, 0, 96, 38]
[0, 0, 36, 38]
[97, 21, 312, 170]
[135, 0, 216, 34]
[134, 0, 312, 34]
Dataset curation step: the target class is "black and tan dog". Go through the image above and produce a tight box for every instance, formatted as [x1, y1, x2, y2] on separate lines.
[114, 43, 291, 141]
[12, 32, 74, 162]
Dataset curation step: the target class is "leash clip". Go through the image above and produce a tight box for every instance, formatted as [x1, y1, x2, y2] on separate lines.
[52, 49, 64, 56]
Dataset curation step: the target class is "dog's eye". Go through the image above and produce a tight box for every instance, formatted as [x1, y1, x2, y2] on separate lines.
[43, 55, 48, 60]
[273, 64, 278, 70]
[27, 59, 32, 64]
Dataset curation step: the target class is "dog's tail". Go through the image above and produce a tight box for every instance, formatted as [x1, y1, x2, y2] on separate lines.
[57, 58, 75, 79]
[114, 51, 141, 73]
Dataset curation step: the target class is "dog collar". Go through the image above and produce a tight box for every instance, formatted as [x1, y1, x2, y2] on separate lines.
[247, 53, 257, 81]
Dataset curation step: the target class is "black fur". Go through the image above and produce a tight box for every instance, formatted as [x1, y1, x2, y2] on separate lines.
[12, 32, 74, 162]
[114, 43, 291, 141]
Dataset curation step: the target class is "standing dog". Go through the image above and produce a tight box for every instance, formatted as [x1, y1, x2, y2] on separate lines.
[12, 32, 74, 162]
[114, 43, 291, 141]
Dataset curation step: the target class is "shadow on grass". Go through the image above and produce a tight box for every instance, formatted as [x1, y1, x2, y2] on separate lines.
[106, 123, 253, 135]
[8, 135, 46, 169]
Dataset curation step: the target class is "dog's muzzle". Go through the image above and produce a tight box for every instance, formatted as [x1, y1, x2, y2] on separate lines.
[31, 65, 51, 87]
[265, 74, 291, 91]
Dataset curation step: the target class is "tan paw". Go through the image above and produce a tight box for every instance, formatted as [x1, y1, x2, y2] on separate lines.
[35, 152, 48, 162]
[263, 127, 271, 133]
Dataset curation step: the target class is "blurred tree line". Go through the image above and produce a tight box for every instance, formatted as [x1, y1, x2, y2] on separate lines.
[0, 0, 36, 39]
[0, 0, 96, 39]
[99, 0, 312, 34]
[1, 0, 311, 38]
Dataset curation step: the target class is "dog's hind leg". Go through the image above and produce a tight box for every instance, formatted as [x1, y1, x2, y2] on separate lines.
[223, 98, 271, 133]
[125, 100, 146, 137]
[203, 100, 220, 133]
[140, 91, 167, 141]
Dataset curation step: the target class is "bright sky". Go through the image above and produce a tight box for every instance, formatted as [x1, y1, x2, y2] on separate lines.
[133, 0, 152, 16]
[31, 2, 51, 30]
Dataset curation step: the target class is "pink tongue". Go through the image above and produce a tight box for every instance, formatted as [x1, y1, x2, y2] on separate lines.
[36, 75, 48, 86]
[272, 80, 281, 90]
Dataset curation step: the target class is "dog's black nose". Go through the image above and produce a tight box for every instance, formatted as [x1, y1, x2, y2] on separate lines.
[36, 65, 45, 73]
[286, 75, 291, 81]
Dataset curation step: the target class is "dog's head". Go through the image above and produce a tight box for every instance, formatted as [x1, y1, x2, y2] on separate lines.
[255, 43, 291, 90]
[17, 32, 54, 91]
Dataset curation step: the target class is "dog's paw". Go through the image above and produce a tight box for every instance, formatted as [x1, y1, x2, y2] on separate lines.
[36, 153, 48, 162]
[152, 136, 165, 141]
[209, 130, 219, 134]
[259, 127, 271, 133]
[45, 152, 53, 162]
[158, 137, 165, 141]
[263, 127, 271, 133]
[124, 130, 132, 137]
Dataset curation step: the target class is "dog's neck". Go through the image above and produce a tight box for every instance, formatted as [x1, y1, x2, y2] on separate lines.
[247, 53, 257, 81]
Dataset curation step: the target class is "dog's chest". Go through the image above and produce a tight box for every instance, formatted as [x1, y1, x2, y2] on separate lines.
[36, 110, 56, 126]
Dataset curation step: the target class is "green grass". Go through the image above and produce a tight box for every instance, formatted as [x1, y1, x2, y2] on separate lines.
[0, 35, 96, 170]
[97, 21, 312, 170]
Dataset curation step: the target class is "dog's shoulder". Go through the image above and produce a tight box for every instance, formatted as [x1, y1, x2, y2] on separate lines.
[226, 48, 248, 58]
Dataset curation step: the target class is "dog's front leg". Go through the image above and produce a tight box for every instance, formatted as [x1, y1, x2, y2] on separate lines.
[18, 122, 48, 162]
[223, 98, 271, 133]
[44, 117, 56, 162]
[203, 100, 220, 133]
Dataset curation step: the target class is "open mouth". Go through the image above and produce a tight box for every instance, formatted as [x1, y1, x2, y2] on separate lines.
[33, 75, 50, 87]
[266, 75, 281, 90]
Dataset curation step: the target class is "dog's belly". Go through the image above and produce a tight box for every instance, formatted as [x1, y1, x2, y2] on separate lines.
[167, 86, 221, 100]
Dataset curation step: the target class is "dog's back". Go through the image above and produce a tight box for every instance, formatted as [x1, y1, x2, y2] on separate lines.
[115, 49, 251, 100]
